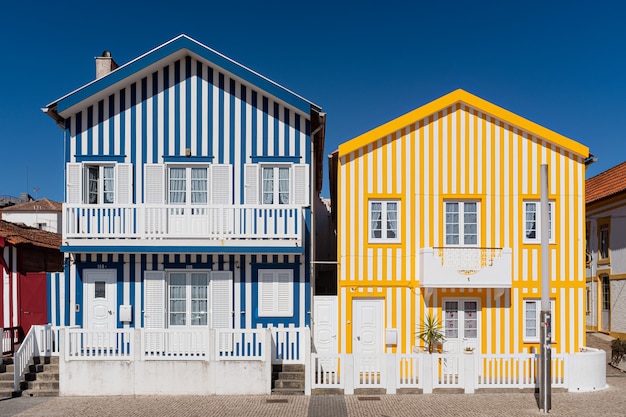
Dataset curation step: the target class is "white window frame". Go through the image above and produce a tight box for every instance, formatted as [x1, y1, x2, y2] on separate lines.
[523, 201, 555, 244]
[85, 164, 115, 204]
[523, 299, 555, 343]
[258, 269, 293, 317]
[444, 201, 479, 246]
[261, 165, 291, 205]
[368, 200, 400, 243]
[167, 165, 210, 205]
[167, 271, 210, 327]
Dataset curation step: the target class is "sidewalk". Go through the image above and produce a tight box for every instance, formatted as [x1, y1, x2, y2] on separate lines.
[1, 333, 623, 417]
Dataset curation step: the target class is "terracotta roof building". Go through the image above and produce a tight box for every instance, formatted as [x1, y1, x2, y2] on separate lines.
[586, 161, 626, 204]
[0, 198, 62, 233]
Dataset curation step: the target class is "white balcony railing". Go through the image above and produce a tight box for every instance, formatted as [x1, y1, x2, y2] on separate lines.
[63, 204, 304, 245]
[419, 247, 513, 288]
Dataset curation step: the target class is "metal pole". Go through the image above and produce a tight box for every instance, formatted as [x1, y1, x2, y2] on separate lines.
[540, 164, 551, 412]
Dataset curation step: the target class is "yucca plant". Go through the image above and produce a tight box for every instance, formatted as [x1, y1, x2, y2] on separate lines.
[417, 314, 445, 353]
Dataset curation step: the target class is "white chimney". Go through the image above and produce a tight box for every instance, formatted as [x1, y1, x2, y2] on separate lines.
[95, 50, 119, 79]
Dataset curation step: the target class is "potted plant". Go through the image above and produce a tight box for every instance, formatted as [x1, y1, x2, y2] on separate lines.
[417, 314, 445, 353]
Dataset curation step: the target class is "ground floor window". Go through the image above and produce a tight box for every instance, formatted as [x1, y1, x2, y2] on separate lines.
[523, 299, 555, 343]
[258, 269, 293, 317]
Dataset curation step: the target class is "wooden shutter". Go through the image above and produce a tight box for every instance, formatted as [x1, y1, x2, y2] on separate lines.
[66, 163, 83, 204]
[144, 271, 166, 328]
[276, 271, 293, 316]
[258, 270, 293, 317]
[292, 164, 309, 205]
[211, 271, 233, 351]
[258, 271, 275, 317]
[116, 163, 133, 204]
[144, 164, 165, 204]
[244, 164, 259, 204]
[211, 164, 232, 205]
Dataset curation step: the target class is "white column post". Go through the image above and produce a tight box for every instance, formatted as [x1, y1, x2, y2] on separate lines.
[343, 354, 354, 395]
[422, 354, 433, 394]
[464, 352, 475, 394]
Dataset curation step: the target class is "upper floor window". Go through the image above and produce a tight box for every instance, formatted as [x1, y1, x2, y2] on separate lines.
[244, 163, 309, 206]
[143, 163, 232, 205]
[445, 201, 478, 246]
[523, 201, 554, 243]
[168, 166, 208, 205]
[262, 166, 290, 204]
[87, 165, 115, 204]
[599, 220, 610, 262]
[369, 200, 399, 242]
[66, 162, 132, 205]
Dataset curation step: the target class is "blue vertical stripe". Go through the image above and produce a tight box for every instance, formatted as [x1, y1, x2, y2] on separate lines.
[152, 71, 159, 163]
[129, 254, 136, 327]
[174, 60, 181, 156]
[251, 91, 258, 161]
[141, 77, 148, 174]
[284, 108, 290, 156]
[262, 97, 268, 156]
[295, 114, 301, 156]
[163, 66, 169, 157]
[97, 100, 104, 154]
[218, 73, 225, 163]
[185, 56, 192, 154]
[240, 85, 247, 203]
[196, 61, 203, 156]
[75, 112, 82, 156]
[74, 267, 82, 327]
[273, 102, 279, 155]
[229, 78, 236, 165]
[130, 83, 137, 164]
[207, 66, 214, 157]
[108, 94, 115, 154]
[87, 105, 93, 154]
[239, 254, 246, 328]
[64, 119, 71, 164]
[120, 89, 126, 156]
[305, 120, 311, 164]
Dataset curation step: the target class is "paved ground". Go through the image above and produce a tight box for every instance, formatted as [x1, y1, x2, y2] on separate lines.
[1, 333, 624, 417]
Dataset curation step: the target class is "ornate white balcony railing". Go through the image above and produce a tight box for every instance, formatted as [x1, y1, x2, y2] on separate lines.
[419, 247, 513, 288]
[63, 204, 303, 244]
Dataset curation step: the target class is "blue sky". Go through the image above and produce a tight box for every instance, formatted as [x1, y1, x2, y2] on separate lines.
[1, 1, 624, 201]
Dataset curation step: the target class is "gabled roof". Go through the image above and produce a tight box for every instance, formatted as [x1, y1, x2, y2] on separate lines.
[0, 220, 61, 250]
[45, 34, 320, 121]
[1, 198, 62, 213]
[338, 89, 589, 159]
[586, 161, 626, 204]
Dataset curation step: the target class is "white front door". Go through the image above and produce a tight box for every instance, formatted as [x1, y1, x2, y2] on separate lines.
[313, 296, 338, 371]
[84, 269, 117, 330]
[353, 299, 383, 355]
[442, 299, 479, 354]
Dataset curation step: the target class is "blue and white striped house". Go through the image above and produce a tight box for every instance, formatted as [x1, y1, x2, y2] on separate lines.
[43, 35, 325, 341]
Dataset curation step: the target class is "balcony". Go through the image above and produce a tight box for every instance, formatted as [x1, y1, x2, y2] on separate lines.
[419, 247, 512, 288]
[62, 204, 304, 251]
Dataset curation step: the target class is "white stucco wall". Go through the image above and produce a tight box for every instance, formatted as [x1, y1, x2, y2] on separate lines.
[586, 280, 598, 327]
[2, 211, 61, 233]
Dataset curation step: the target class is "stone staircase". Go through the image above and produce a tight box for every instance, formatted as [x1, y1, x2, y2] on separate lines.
[272, 364, 305, 395]
[0, 356, 59, 398]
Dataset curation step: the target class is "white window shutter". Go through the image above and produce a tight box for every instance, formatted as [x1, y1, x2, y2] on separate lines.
[277, 271, 293, 316]
[144, 164, 164, 204]
[259, 271, 275, 316]
[244, 164, 259, 204]
[211, 164, 232, 205]
[292, 164, 309, 205]
[144, 271, 166, 329]
[66, 163, 83, 204]
[116, 163, 133, 204]
[211, 271, 233, 352]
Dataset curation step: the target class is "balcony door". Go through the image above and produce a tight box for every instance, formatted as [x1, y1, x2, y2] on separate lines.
[442, 299, 480, 354]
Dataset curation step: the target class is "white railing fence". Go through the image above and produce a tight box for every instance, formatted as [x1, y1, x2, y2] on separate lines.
[13, 327, 40, 392]
[271, 324, 308, 364]
[64, 204, 303, 241]
[311, 352, 572, 394]
[142, 328, 210, 360]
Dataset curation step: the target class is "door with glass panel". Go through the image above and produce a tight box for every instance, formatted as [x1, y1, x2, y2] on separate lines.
[601, 275, 610, 332]
[442, 299, 479, 368]
[168, 166, 209, 235]
[262, 166, 290, 204]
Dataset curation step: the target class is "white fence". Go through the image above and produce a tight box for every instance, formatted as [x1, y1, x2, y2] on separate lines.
[311, 351, 597, 394]
[64, 204, 303, 242]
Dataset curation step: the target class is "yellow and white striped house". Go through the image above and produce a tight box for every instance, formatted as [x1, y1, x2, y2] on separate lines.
[331, 89, 590, 358]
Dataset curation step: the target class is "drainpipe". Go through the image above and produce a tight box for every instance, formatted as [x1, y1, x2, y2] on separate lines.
[309, 111, 326, 333]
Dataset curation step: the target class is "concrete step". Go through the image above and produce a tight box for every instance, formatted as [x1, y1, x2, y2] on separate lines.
[273, 371, 304, 380]
[0, 380, 14, 390]
[22, 389, 58, 397]
[271, 388, 305, 395]
[20, 380, 59, 392]
[0, 372, 13, 381]
[274, 379, 304, 389]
